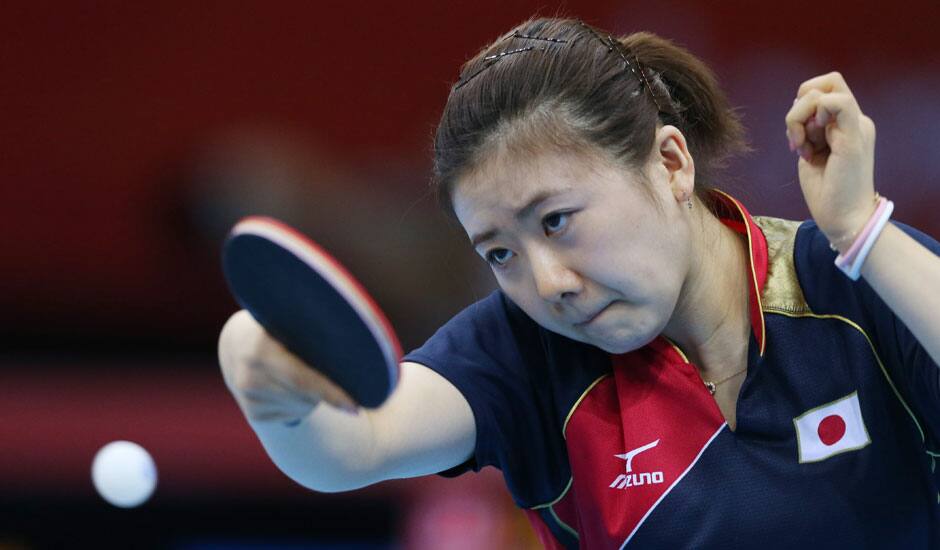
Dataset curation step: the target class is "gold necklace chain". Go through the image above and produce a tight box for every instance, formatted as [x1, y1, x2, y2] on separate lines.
[703, 366, 748, 395]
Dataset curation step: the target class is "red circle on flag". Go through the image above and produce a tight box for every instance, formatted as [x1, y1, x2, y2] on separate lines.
[817, 414, 847, 445]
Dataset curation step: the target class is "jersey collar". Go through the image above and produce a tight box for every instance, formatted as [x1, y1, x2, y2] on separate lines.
[708, 188, 768, 356]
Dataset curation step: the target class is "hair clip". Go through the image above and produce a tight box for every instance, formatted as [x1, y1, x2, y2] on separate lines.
[455, 46, 543, 90]
[631, 54, 663, 112]
[484, 46, 540, 62]
[510, 33, 569, 44]
[605, 34, 663, 112]
[453, 19, 665, 110]
[575, 21, 664, 111]
[453, 29, 571, 91]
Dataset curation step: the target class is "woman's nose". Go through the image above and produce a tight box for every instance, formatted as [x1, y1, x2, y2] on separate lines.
[529, 248, 582, 302]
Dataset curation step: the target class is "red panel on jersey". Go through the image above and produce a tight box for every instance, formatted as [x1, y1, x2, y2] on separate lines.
[562, 338, 727, 547]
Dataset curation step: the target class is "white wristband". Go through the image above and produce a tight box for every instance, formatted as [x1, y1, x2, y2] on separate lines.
[836, 200, 894, 281]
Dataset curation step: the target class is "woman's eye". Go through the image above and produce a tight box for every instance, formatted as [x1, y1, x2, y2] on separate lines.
[486, 248, 514, 266]
[543, 211, 571, 234]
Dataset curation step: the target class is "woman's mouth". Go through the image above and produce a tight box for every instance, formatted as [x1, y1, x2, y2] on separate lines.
[575, 302, 613, 326]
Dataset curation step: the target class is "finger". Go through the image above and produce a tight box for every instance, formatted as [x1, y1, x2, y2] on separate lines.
[235, 367, 314, 419]
[247, 406, 309, 424]
[253, 328, 358, 409]
[233, 358, 280, 401]
[218, 309, 263, 387]
[786, 91, 859, 149]
[813, 92, 861, 133]
[268, 362, 358, 413]
[235, 338, 355, 414]
[785, 89, 822, 147]
[238, 370, 339, 424]
[796, 71, 851, 99]
[259, 368, 321, 406]
[309, 375, 358, 413]
[803, 116, 827, 152]
[795, 118, 827, 162]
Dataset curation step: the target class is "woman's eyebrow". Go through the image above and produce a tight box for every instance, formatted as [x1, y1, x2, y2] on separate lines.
[469, 188, 568, 248]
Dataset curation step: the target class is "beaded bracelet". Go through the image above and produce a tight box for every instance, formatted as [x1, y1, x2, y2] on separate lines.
[832, 196, 894, 281]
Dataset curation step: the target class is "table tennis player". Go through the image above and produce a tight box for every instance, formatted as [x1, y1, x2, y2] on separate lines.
[219, 17, 940, 548]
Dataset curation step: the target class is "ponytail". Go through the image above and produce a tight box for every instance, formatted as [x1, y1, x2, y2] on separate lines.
[623, 32, 750, 203]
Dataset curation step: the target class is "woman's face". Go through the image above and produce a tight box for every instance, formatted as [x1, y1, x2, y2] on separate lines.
[453, 142, 693, 354]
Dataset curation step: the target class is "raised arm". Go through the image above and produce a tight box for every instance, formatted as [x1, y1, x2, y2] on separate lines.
[858, 225, 940, 366]
[786, 71, 940, 366]
[218, 310, 476, 492]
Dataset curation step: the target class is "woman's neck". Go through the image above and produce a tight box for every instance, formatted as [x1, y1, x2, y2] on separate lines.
[661, 207, 752, 379]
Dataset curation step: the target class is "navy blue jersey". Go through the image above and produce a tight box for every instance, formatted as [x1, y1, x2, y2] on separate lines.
[404, 190, 940, 549]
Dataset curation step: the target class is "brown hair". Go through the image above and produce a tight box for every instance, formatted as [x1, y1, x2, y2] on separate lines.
[432, 17, 749, 218]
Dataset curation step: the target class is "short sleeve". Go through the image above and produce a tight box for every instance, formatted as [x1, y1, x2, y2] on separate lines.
[403, 290, 565, 484]
[853, 221, 940, 439]
[798, 219, 940, 443]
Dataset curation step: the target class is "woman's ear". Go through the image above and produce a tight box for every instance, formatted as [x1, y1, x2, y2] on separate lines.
[653, 125, 695, 203]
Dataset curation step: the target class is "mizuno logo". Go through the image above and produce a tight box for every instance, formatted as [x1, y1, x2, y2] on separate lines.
[615, 439, 659, 472]
[610, 439, 665, 490]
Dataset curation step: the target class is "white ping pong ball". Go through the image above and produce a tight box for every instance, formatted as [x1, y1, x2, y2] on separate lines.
[91, 440, 158, 508]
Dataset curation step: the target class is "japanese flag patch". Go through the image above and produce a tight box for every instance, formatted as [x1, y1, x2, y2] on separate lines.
[794, 391, 871, 463]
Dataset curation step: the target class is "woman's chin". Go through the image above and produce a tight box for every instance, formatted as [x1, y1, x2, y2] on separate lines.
[596, 341, 640, 355]
[591, 335, 643, 355]
[592, 325, 659, 355]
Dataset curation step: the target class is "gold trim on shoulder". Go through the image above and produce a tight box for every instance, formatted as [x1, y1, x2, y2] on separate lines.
[753, 215, 811, 315]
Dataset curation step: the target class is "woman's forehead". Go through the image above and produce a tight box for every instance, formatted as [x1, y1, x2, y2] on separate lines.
[454, 161, 576, 228]
[457, 148, 610, 203]
[457, 146, 639, 210]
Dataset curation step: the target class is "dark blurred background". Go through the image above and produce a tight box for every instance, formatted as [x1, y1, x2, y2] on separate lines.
[2, 1, 938, 548]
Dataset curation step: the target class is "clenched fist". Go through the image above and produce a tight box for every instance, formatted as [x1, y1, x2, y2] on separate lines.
[785, 71, 878, 252]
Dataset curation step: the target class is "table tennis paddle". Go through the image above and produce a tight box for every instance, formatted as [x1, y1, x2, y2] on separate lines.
[221, 216, 401, 409]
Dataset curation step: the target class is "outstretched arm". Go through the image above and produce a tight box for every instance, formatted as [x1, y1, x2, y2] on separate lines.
[219, 310, 476, 492]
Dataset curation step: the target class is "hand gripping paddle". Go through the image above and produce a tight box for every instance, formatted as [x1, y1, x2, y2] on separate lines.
[222, 216, 402, 408]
